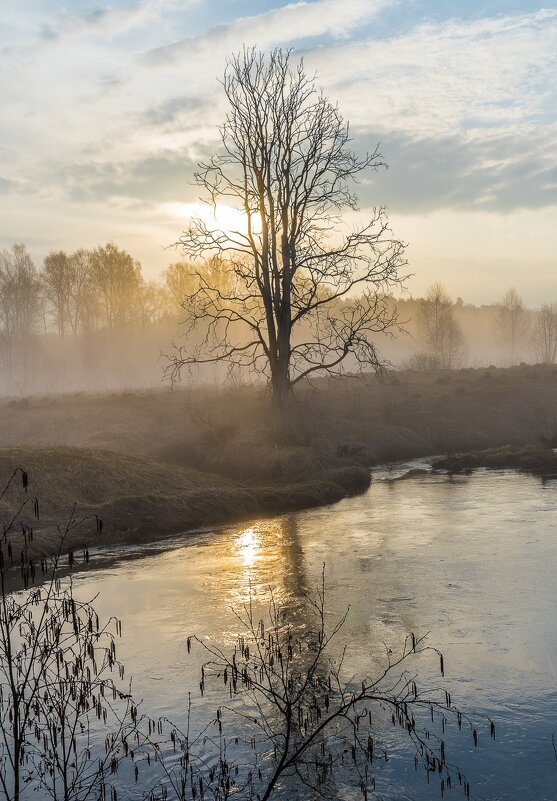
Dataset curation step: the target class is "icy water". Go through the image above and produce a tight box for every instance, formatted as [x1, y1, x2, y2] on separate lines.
[71, 465, 557, 800]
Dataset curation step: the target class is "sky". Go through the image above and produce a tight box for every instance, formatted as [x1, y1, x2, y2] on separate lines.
[0, 0, 556, 304]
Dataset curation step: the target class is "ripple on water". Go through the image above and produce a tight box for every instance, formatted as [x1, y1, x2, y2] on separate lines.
[65, 465, 557, 800]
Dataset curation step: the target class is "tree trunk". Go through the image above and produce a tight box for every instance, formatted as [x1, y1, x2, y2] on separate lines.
[271, 354, 298, 442]
[272, 371, 289, 410]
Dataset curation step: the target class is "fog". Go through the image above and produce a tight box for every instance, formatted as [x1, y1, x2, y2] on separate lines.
[0, 242, 551, 398]
[1, 10, 556, 801]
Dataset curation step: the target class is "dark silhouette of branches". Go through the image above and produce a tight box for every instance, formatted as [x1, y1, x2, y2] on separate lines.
[166, 47, 407, 415]
[0, 469, 134, 801]
[145, 569, 493, 801]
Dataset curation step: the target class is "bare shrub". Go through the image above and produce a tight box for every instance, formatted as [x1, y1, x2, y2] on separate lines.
[0, 470, 134, 801]
[145, 571, 493, 801]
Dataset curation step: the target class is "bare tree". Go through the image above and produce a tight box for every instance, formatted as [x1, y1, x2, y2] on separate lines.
[167, 48, 406, 416]
[136, 280, 171, 327]
[415, 282, 466, 369]
[42, 249, 98, 340]
[42, 251, 72, 337]
[531, 303, 557, 364]
[0, 245, 41, 384]
[163, 261, 198, 313]
[495, 288, 530, 366]
[163, 259, 231, 317]
[90, 243, 142, 330]
[65, 249, 96, 336]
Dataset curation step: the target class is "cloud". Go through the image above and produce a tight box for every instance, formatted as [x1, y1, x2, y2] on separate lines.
[143, 0, 395, 67]
[46, 0, 195, 41]
[355, 126, 557, 213]
[2, 4, 555, 213]
[305, 8, 557, 136]
[45, 150, 201, 206]
[0, 176, 21, 193]
[141, 94, 217, 127]
[0, 0, 555, 296]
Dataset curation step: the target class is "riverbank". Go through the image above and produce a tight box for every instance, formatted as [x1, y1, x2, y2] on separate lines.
[0, 446, 370, 557]
[432, 444, 557, 475]
[1, 363, 557, 555]
[2, 364, 556, 478]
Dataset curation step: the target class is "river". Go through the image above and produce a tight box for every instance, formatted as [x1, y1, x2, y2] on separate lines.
[70, 463, 557, 800]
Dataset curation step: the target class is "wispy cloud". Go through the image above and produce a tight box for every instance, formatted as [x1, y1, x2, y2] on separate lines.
[307, 9, 557, 136]
[0, 0, 555, 297]
[356, 126, 557, 213]
[33, 0, 196, 43]
[56, 150, 200, 205]
[143, 0, 395, 66]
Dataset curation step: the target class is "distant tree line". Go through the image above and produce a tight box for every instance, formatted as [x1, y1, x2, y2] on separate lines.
[0, 244, 230, 393]
[1, 242, 171, 345]
[407, 282, 557, 370]
[0, 242, 555, 395]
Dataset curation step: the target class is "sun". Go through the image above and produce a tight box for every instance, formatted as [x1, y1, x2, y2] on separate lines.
[166, 201, 259, 238]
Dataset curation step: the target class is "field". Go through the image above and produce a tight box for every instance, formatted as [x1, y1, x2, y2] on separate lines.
[1, 362, 556, 553]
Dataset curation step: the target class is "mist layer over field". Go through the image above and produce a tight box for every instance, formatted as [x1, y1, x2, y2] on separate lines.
[1, 244, 552, 397]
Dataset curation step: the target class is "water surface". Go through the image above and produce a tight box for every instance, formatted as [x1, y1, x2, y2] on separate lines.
[73, 465, 557, 800]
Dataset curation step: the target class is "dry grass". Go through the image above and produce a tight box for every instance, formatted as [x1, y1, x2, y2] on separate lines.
[0, 446, 367, 556]
[432, 444, 557, 474]
[1, 363, 557, 552]
[3, 364, 557, 477]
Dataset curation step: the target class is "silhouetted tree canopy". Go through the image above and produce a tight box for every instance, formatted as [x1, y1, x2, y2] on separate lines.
[167, 47, 407, 415]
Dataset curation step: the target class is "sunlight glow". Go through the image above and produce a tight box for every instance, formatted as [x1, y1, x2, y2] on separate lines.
[235, 527, 260, 568]
[166, 201, 260, 239]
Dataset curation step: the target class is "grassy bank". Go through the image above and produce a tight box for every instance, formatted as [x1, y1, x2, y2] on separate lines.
[432, 445, 557, 475]
[1, 363, 557, 553]
[2, 364, 557, 478]
[0, 447, 370, 556]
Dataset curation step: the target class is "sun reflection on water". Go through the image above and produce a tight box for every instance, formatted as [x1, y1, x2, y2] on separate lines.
[235, 526, 260, 568]
[225, 518, 305, 610]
